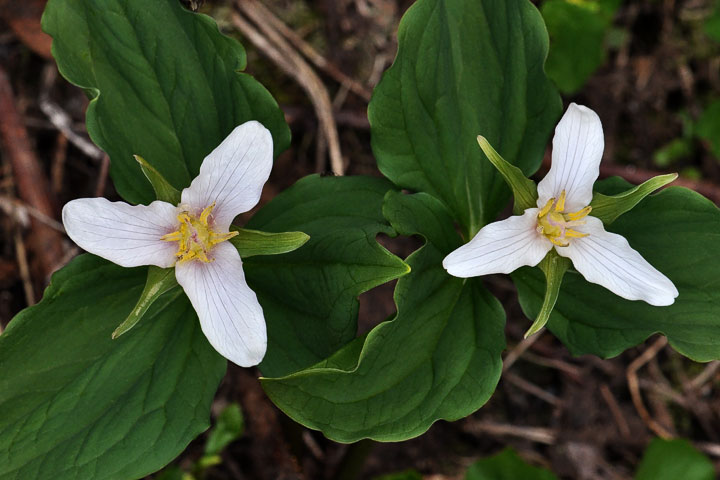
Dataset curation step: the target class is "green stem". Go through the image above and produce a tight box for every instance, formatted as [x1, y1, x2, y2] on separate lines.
[525, 251, 570, 338]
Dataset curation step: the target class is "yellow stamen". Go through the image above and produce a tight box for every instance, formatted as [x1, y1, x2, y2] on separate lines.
[564, 229, 589, 238]
[162, 203, 238, 263]
[536, 192, 592, 247]
[538, 197, 555, 217]
[555, 190, 566, 212]
[567, 205, 592, 221]
[548, 236, 569, 247]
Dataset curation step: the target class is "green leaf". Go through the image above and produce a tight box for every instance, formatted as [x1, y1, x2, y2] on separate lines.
[635, 439, 715, 480]
[203, 403, 244, 457]
[542, 0, 619, 93]
[135, 155, 181, 205]
[229, 228, 310, 258]
[369, 0, 561, 237]
[465, 449, 558, 480]
[261, 192, 505, 442]
[477, 136, 538, 214]
[112, 265, 178, 339]
[590, 173, 678, 225]
[0, 255, 226, 479]
[514, 180, 720, 361]
[244, 175, 410, 377]
[42, 0, 290, 205]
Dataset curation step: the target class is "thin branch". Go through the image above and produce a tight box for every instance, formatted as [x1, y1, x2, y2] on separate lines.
[246, 0, 372, 101]
[626, 337, 674, 439]
[233, 1, 344, 175]
[39, 65, 105, 161]
[464, 421, 557, 445]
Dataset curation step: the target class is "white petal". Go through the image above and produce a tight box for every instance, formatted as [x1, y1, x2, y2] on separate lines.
[556, 216, 678, 306]
[537, 103, 604, 211]
[443, 208, 552, 277]
[62, 198, 178, 268]
[175, 241, 267, 367]
[181, 121, 273, 231]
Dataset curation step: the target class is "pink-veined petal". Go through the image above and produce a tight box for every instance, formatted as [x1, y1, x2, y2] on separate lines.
[62, 198, 178, 268]
[181, 121, 273, 231]
[443, 208, 552, 277]
[537, 103, 604, 211]
[556, 216, 678, 306]
[175, 241, 266, 367]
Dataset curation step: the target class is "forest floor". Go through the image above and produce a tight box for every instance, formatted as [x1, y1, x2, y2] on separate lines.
[2, 1, 720, 479]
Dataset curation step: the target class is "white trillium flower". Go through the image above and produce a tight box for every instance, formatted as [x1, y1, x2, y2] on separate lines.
[62, 121, 272, 367]
[443, 103, 679, 307]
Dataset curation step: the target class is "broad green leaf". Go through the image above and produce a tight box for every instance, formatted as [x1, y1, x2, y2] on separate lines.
[42, 0, 290, 205]
[261, 192, 505, 442]
[635, 439, 715, 480]
[229, 228, 310, 258]
[542, 0, 619, 93]
[514, 179, 720, 361]
[477, 136, 538, 214]
[244, 175, 410, 377]
[0, 255, 225, 480]
[204, 403, 244, 457]
[590, 173, 677, 225]
[112, 265, 178, 339]
[465, 449, 558, 480]
[369, 0, 561, 237]
[135, 155, 181, 205]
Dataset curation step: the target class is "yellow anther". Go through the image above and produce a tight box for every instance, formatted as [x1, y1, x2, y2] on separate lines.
[555, 190, 566, 212]
[200, 202, 215, 223]
[536, 193, 591, 247]
[538, 197, 555, 218]
[162, 203, 238, 264]
[567, 205, 592, 221]
[564, 229, 589, 239]
[548, 236, 569, 247]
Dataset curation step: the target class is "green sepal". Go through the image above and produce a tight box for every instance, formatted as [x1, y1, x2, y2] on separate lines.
[112, 266, 179, 339]
[524, 250, 570, 338]
[477, 136, 538, 216]
[229, 227, 310, 258]
[135, 155, 181, 205]
[590, 173, 677, 225]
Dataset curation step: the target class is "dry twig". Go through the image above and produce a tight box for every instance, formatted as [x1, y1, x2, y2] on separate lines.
[600, 383, 631, 438]
[504, 371, 560, 406]
[245, 0, 372, 102]
[39, 65, 105, 161]
[626, 337, 674, 438]
[0, 66, 65, 287]
[13, 229, 35, 306]
[464, 421, 557, 445]
[503, 332, 543, 372]
[232, 1, 344, 175]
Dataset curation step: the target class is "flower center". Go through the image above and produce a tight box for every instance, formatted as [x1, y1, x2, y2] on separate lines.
[161, 203, 238, 263]
[536, 190, 592, 247]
